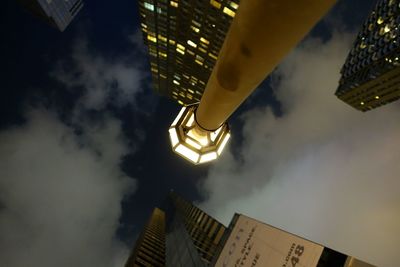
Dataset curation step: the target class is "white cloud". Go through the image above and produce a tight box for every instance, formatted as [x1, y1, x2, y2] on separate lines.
[0, 110, 135, 267]
[54, 36, 146, 110]
[0, 33, 144, 267]
[199, 31, 400, 267]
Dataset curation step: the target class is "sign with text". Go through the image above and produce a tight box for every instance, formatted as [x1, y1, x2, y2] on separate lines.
[214, 215, 324, 267]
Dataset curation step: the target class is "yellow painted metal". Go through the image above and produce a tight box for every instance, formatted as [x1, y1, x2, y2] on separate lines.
[196, 0, 337, 130]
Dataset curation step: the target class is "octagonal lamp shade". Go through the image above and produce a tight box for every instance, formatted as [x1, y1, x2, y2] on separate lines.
[168, 105, 230, 164]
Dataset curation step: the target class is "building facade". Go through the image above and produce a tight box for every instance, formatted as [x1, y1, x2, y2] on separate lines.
[125, 192, 227, 267]
[166, 192, 227, 266]
[137, 0, 239, 105]
[17, 0, 84, 31]
[125, 207, 166, 267]
[336, 0, 400, 111]
[212, 214, 374, 267]
[126, 193, 374, 267]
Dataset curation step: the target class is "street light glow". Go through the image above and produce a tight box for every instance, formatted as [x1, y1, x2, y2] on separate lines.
[168, 105, 230, 164]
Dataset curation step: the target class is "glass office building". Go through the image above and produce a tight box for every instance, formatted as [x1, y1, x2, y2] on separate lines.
[137, 0, 239, 105]
[16, 0, 84, 31]
[336, 0, 400, 111]
[125, 193, 374, 267]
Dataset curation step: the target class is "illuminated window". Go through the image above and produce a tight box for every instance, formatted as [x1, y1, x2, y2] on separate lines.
[151, 67, 158, 73]
[188, 89, 194, 94]
[199, 47, 207, 53]
[187, 40, 197, 48]
[187, 49, 195, 55]
[141, 23, 147, 29]
[169, 39, 176, 45]
[160, 74, 167, 79]
[178, 100, 184, 105]
[158, 51, 167, 58]
[170, 0, 178, 7]
[147, 35, 157, 43]
[377, 17, 384, 25]
[144, 2, 154, 11]
[210, 0, 221, 9]
[158, 34, 167, 42]
[229, 1, 239, 9]
[384, 24, 390, 33]
[208, 52, 218, 60]
[195, 60, 203, 66]
[191, 25, 200, 33]
[176, 43, 185, 55]
[200, 37, 210, 45]
[173, 80, 180, 85]
[177, 44, 185, 50]
[223, 7, 235, 17]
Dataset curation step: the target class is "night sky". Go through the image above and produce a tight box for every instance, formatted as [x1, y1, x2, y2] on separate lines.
[2, 1, 400, 267]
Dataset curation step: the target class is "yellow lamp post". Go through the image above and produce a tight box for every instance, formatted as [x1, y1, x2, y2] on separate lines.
[169, 0, 337, 164]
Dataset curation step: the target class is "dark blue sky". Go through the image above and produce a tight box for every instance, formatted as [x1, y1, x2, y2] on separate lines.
[1, 0, 378, 261]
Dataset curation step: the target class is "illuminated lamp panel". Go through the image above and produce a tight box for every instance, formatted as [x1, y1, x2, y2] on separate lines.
[168, 105, 230, 164]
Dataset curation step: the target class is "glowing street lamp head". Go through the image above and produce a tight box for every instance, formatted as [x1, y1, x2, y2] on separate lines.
[168, 105, 230, 164]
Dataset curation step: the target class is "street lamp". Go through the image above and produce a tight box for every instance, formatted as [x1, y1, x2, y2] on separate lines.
[169, 0, 336, 164]
[168, 105, 230, 164]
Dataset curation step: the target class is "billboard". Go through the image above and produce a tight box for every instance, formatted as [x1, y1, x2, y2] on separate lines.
[214, 215, 324, 267]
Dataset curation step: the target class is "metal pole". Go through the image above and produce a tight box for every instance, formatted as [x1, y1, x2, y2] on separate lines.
[195, 0, 337, 130]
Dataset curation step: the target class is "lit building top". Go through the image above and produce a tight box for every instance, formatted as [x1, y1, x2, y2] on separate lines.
[137, 0, 239, 105]
[336, 0, 400, 111]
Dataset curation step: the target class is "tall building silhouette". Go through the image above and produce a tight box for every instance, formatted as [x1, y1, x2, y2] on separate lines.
[125, 193, 374, 267]
[336, 0, 400, 111]
[16, 0, 84, 31]
[137, 0, 239, 105]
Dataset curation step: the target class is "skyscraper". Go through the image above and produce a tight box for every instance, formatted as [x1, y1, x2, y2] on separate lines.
[137, 0, 239, 105]
[16, 0, 84, 31]
[166, 192, 226, 266]
[336, 0, 400, 111]
[125, 208, 166, 267]
[125, 192, 227, 267]
[125, 193, 375, 267]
